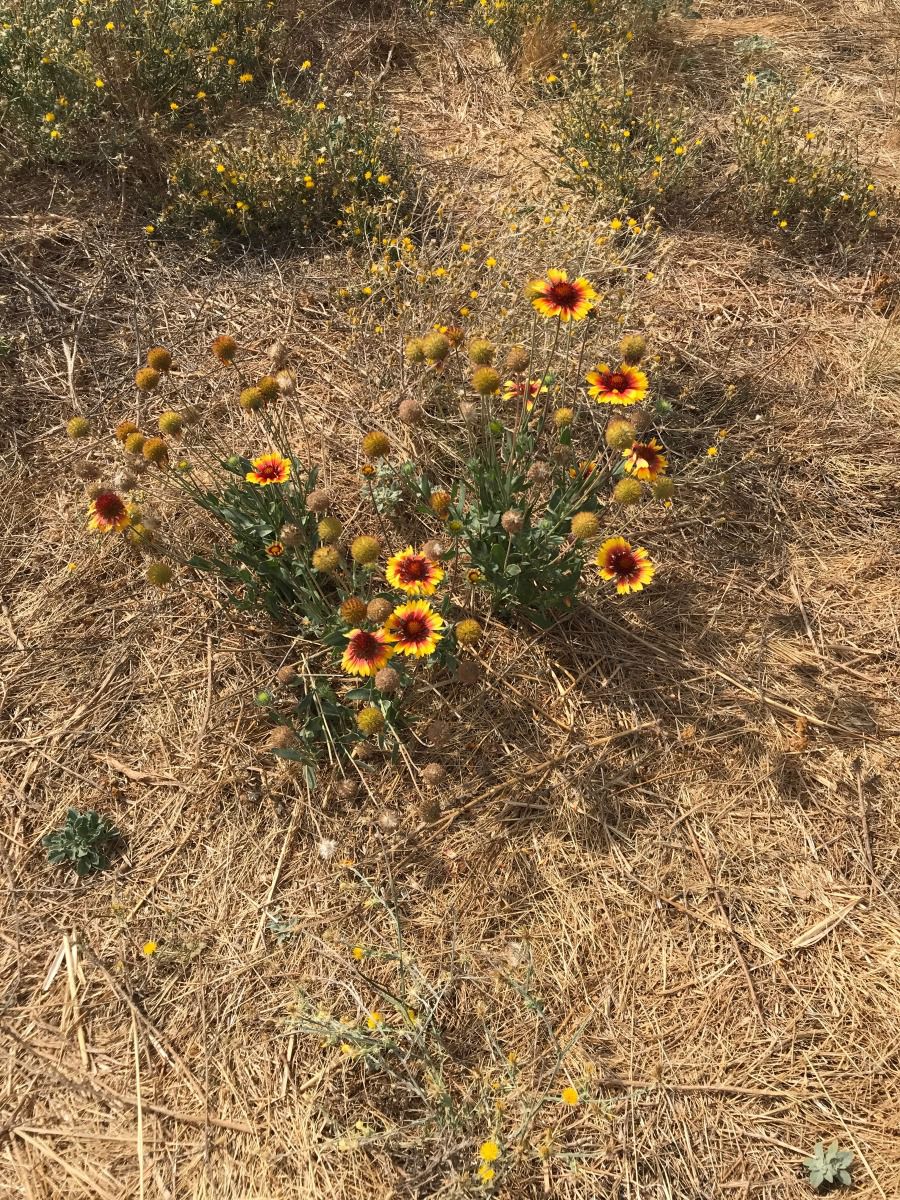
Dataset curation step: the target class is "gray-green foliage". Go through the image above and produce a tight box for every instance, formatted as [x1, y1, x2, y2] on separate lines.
[803, 1141, 854, 1191]
[43, 808, 120, 876]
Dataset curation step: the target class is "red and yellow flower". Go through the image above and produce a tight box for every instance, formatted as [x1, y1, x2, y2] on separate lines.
[527, 269, 597, 322]
[384, 600, 445, 657]
[501, 377, 546, 411]
[585, 363, 649, 406]
[88, 490, 131, 533]
[623, 438, 668, 481]
[266, 541, 285, 557]
[246, 452, 291, 486]
[342, 628, 394, 677]
[386, 546, 444, 596]
[596, 537, 655, 595]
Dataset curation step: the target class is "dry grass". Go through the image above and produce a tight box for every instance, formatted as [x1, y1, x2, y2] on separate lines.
[3, 1, 900, 1197]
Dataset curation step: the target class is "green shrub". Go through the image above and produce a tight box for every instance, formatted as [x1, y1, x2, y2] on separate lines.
[44, 808, 120, 875]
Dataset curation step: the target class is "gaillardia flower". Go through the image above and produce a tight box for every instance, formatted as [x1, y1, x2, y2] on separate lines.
[502, 378, 545, 409]
[386, 546, 444, 596]
[88, 490, 130, 533]
[623, 438, 668, 481]
[246, 452, 291, 486]
[596, 537, 654, 595]
[266, 541, 285, 557]
[585, 363, 649, 406]
[385, 601, 445, 657]
[528, 269, 597, 322]
[342, 628, 394, 676]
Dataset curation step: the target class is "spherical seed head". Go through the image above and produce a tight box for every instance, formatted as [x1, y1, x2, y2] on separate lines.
[357, 705, 385, 736]
[66, 416, 91, 439]
[275, 369, 295, 396]
[115, 420, 139, 443]
[211, 334, 238, 364]
[336, 778, 360, 801]
[429, 490, 451, 518]
[374, 666, 400, 694]
[312, 545, 340, 573]
[257, 375, 279, 401]
[619, 333, 648, 365]
[268, 725, 296, 750]
[114, 469, 137, 492]
[421, 762, 446, 787]
[362, 430, 390, 459]
[422, 539, 444, 560]
[456, 659, 483, 685]
[74, 459, 102, 481]
[376, 808, 400, 832]
[146, 346, 172, 372]
[505, 345, 530, 373]
[158, 410, 183, 436]
[281, 524, 302, 548]
[124, 431, 146, 455]
[501, 509, 524, 535]
[426, 719, 452, 748]
[404, 337, 426, 363]
[276, 663, 298, 685]
[367, 597, 393, 624]
[306, 489, 331, 514]
[267, 340, 287, 367]
[605, 417, 637, 450]
[398, 398, 424, 425]
[422, 332, 450, 362]
[613, 477, 643, 505]
[135, 367, 160, 393]
[351, 535, 381, 565]
[420, 796, 442, 823]
[239, 386, 263, 412]
[445, 325, 465, 348]
[317, 516, 343, 544]
[468, 337, 495, 365]
[340, 596, 368, 625]
[143, 437, 169, 466]
[472, 366, 500, 396]
[652, 476, 675, 501]
[553, 407, 574, 429]
[455, 618, 483, 646]
[459, 401, 479, 428]
[526, 461, 550, 485]
[146, 561, 173, 587]
[571, 510, 600, 540]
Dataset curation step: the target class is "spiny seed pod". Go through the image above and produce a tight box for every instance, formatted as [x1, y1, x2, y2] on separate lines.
[353, 741, 376, 761]
[551, 444, 573, 465]
[398, 398, 423, 425]
[74, 459, 102, 481]
[275, 369, 295, 396]
[66, 416, 90, 439]
[619, 333, 647, 365]
[351, 535, 380, 566]
[146, 346, 172, 373]
[115, 420, 139, 443]
[501, 509, 524, 535]
[571, 511, 600, 540]
[146, 561, 173, 587]
[357, 706, 385, 736]
[420, 796, 442, 824]
[445, 326, 465, 349]
[421, 762, 446, 787]
[652, 476, 675, 501]
[336, 778, 359, 801]
[429, 490, 451, 519]
[317, 516, 342, 544]
[447, 518, 463, 535]
[374, 666, 400, 694]
[267, 340, 287, 368]
[135, 367, 160, 393]
[312, 546, 340, 573]
[468, 337, 494, 365]
[422, 332, 450, 362]
[613, 477, 643, 505]
[505, 345, 530, 373]
[239, 386, 263, 412]
[526, 461, 550, 485]
[158, 410, 183, 437]
[456, 659, 483, 685]
[405, 337, 426, 363]
[276, 664, 298, 685]
[269, 725, 296, 751]
[211, 334, 238, 364]
[632, 408, 653, 433]
[605, 417, 637, 451]
[471, 366, 500, 396]
[257, 375, 279, 401]
[143, 437, 169, 467]
[281, 524, 302, 548]
[426, 719, 452, 748]
[306, 489, 331, 514]
[367, 597, 393, 624]
[362, 430, 390, 459]
[124, 431, 146, 455]
[455, 618, 483, 646]
[553, 407, 574, 429]
[376, 808, 400, 832]
[340, 596, 368, 625]
[422, 540, 444, 560]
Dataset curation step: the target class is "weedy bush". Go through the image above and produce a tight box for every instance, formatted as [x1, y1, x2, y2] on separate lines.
[553, 69, 698, 214]
[43, 808, 120, 875]
[803, 1141, 854, 1191]
[158, 104, 423, 248]
[0, 0, 308, 164]
[733, 78, 881, 242]
[287, 868, 594, 1189]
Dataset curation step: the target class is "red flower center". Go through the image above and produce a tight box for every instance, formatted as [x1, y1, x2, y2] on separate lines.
[94, 492, 126, 520]
[609, 548, 638, 577]
[352, 631, 381, 659]
[398, 556, 429, 583]
[608, 372, 627, 391]
[549, 280, 579, 307]
[256, 460, 283, 481]
[403, 618, 425, 637]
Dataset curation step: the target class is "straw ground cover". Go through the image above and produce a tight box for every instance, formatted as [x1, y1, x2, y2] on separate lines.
[2, 1, 900, 1196]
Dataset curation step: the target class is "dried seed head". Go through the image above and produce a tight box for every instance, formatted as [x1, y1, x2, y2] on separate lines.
[619, 333, 648, 365]
[612, 477, 643, 505]
[456, 659, 483, 685]
[429, 490, 451, 519]
[425, 719, 452, 748]
[239, 386, 264, 412]
[605, 417, 637, 451]
[459, 401, 479, 427]
[454, 618, 483, 646]
[142, 437, 169, 467]
[404, 337, 426, 363]
[570, 511, 600, 540]
[211, 334, 238, 364]
[652, 476, 675, 501]
[114, 470, 137, 492]
[501, 509, 524, 535]
[317, 516, 343, 544]
[146, 561, 173, 587]
[468, 337, 495, 365]
[135, 367, 160, 393]
[306, 488, 331, 513]
[398, 398, 424, 425]
[312, 546, 340, 573]
[340, 596, 368, 625]
[66, 416, 91, 439]
[257, 375, 280, 401]
[158, 410, 183, 437]
[353, 741, 376, 761]
[267, 340, 288, 368]
[268, 725, 296, 750]
[445, 325, 465, 348]
[73, 459, 102, 481]
[356, 706, 385, 736]
[376, 808, 400, 832]
[275, 369, 295, 395]
[146, 346, 172, 373]
[276, 664, 298, 685]
[362, 430, 390, 459]
[422, 539, 444, 560]
[421, 762, 446, 788]
[526, 461, 550, 485]
[422, 332, 450, 362]
[471, 366, 500, 396]
[367, 597, 393, 624]
[351, 535, 381, 566]
[181, 404, 202, 426]
[419, 795, 443, 823]
[280, 524, 302, 548]
[115, 420, 139, 443]
[505, 345, 530, 373]
[553, 407, 574, 429]
[374, 666, 400, 694]
[124, 431, 146, 455]
[336, 779, 360, 801]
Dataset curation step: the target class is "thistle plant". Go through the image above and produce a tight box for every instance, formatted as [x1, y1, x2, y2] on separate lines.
[43, 809, 120, 876]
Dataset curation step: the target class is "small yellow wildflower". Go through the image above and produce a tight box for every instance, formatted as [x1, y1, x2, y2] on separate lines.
[477, 1165, 495, 1183]
[479, 1140, 500, 1161]
[239, 72, 253, 83]
[142, 940, 158, 956]
[561, 1086, 579, 1105]
[366, 1012, 383, 1030]
[44, 112, 55, 122]
[351, 945, 365, 960]
[706, 446, 719, 457]
[316, 101, 326, 110]
[610, 217, 622, 230]
[94, 78, 104, 87]
[71, 16, 81, 26]
[144, 224, 155, 234]
[49, 129, 60, 139]
[300, 59, 311, 70]
[105, 20, 115, 29]
[485, 256, 496, 267]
